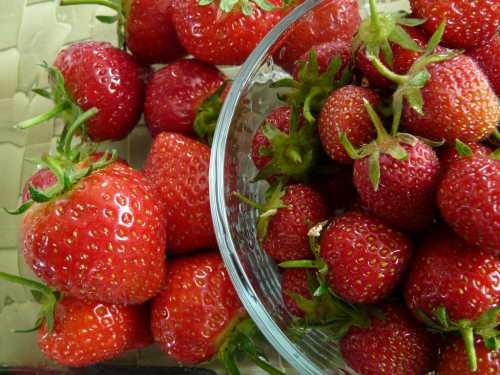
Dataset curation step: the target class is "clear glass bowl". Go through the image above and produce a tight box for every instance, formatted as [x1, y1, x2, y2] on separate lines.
[210, 1, 409, 374]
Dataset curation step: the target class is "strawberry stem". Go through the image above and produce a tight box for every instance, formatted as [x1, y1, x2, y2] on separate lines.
[279, 260, 321, 269]
[62, 107, 98, 159]
[460, 327, 478, 372]
[368, 0, 381, 36]
[363, 99, 390, 142]
[233, 192, 264, 211]
[16, 102, 71, 130]
[367, 54, 408, 85]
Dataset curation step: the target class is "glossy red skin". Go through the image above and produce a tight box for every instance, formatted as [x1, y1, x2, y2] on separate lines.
[404, 229, 500, 322]
[402, 55, 499, 143]
[437, 338, 499, 375]
[340, 304, 437, 375]
[274, 0, 360, 72]
[144, 59, 225, 137]
[281, 268, 312, 318]
[409, 0, 500, 49]
[172, 0, 288, 65]
[22, 168, 58, 203]
[38, 297, 152, 367]
[356, 26, 428, 88]
[125, 0, 185, 64]
[318, 85, 379, 164]
[143, 132, 216, 254]
[354, 141, 440, 232]
[312, 166, 356, 211]
[22, 162, 166, 305]
[54, 41, 145, 142]
[438, 142, 491, 171]
[263, 184, 330, 262]
[438, 155, 500, 255]
[320, 211, 412, 304]
[151, 252, 245, 365]
[291, 40, 352, 79]
[469, 33, 500, 96]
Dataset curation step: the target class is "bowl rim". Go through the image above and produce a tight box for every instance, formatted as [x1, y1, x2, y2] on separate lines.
[209, 1, 325, 374]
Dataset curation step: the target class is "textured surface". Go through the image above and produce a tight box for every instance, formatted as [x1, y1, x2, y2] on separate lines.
[468, 33, 500, 96]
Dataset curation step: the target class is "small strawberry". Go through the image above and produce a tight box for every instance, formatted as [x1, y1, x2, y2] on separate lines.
[437, 145, 500, 254]
[320, 211, 412, 304]
[172, 0, 289, 65]
[437, 338, 499, 375]
[340, 304, 437, 375]
[438, 140, 491, 171]
[21, 168, 57, 203]
[409, 0, 500, 49]
[468, 33, 500, 96]
[273, 0, 360, 72]
[281, 268, 313, 318]
[144, 59, 226, 138]
[404, 229, 500, 371]
[318, 85, 379, 164]
[143, 132, 216, 254]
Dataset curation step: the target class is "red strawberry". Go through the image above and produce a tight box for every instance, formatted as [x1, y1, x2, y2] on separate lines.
[438, 142, 491, 171]
[340, 304, 437, 375]
[320, 211, 412, 304]
[172, 0, 289, 65]
[438, 153, 500, 254]
[52, 41, 146, 141]
[274, 0, 360, 72]
[22, 161, 166, 304]
[437, 338, 499, 375]
[318, 85, 379, 163]
[402, 55, 499, 143]
[281, 268, 312, 318]
[39, 297, 152, 367]
[469, 33, 500, 96]
[143, 132, 216, 254]
[144, 59, 225, 137]
[261, 184, 330, 262]
[22, 168, 57, 203]
[409, 0, 500, 49]
[151, 252, 245, 364]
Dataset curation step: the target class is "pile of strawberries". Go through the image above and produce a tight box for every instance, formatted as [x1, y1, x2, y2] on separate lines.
[0, 0, 498, 374]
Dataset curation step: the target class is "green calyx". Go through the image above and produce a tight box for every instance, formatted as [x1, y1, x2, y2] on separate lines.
[0, 272, 61, 334]
[194, 81, 229, 145]
[416, 306, 500, 372]
[198, 0, 289, 16]
[218, 318, 286, 375]
[60, 0, 126, 48]
[353, 0, 425, 69]
[272, 51, 351, 124]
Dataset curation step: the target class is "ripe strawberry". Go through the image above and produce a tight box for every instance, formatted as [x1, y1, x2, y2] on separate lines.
[144, 59, 225, 137]
[437, 338, 499, 375]
[469, 33, 500, 96]
[143, 132, 216, 254]
[402, 55, 499, 143]
[320, 211, 412, 304]
[438, 141, 491, 171]
[22, 161, 167, 305]
[281, 268, 313, 318]
[273, 0, 360, 72]
[438, 152, 500, 254]
[22, 168, 57, 203]
[39, 297, 152, 366]
[409, 0, 500, 49]
[340, 304, 437, 375]
[172, 0, 289, 65]
[318, 85, 379, 164]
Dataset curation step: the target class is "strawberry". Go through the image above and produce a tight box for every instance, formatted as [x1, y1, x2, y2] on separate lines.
[21, 159, 167, 305]
[437, 149, 500, 254]
[318, 85, 379, 164]
[281, 268, 313, 318]
[437, 338, 499, 375]
[340, 304, 437, 375]
[469, 33, 500, 96]
[409, 0, 500, 49]
[320, 211, 412, 304]
[143, 132, 216, 254]
[144, 59, 226, 138]
[21, 168, 57, 203]
[273, 0, 360, 72]
[172, 0, 289, 65]
[404, 229, 500, 371]
[438, 141, 491, 171]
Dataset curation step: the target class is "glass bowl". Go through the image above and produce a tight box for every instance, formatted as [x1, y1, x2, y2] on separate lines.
[210, 0, 410, 374]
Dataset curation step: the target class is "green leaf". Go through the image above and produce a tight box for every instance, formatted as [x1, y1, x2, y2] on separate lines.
[408, 70, 430, 88]
[455, 139, 473, 157]
[426, 20, 446, 54]
[397, 17, 426, 27]
[396, 132, 419, 146]
[405, 87, 424, 115]
[434, 307, 449, 328]
[340, 133, 361, 160]
[287, 292, 315, 314]
[198, 0, 213, 4]
[386, 144, 408, 160]
[32, 88, 51, 99]
[368, 151, 381, 191]
[96, 14, 118, 23]
[389, 25, 423, 53]
[4, 199, 34, 215]
[253, 0, 278, 11]
[380, 39, 394, 68]
[28, 184, 52, 203]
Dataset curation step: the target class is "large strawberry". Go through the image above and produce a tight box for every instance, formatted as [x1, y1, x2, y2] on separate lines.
[273, 0, 360, 72]
[172, 0, 289, 65]
[404, 229, 500, 371]
[437, 147, 500, 254]
[469, 33, 500, 96]
[143, 132, 216, 254]
[437, 338, 499, 375]
[340, 304, 437, 375]
[409, 0, 500, 49]
[318, 85, 379, 164]
[144, 59, 226, 138]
